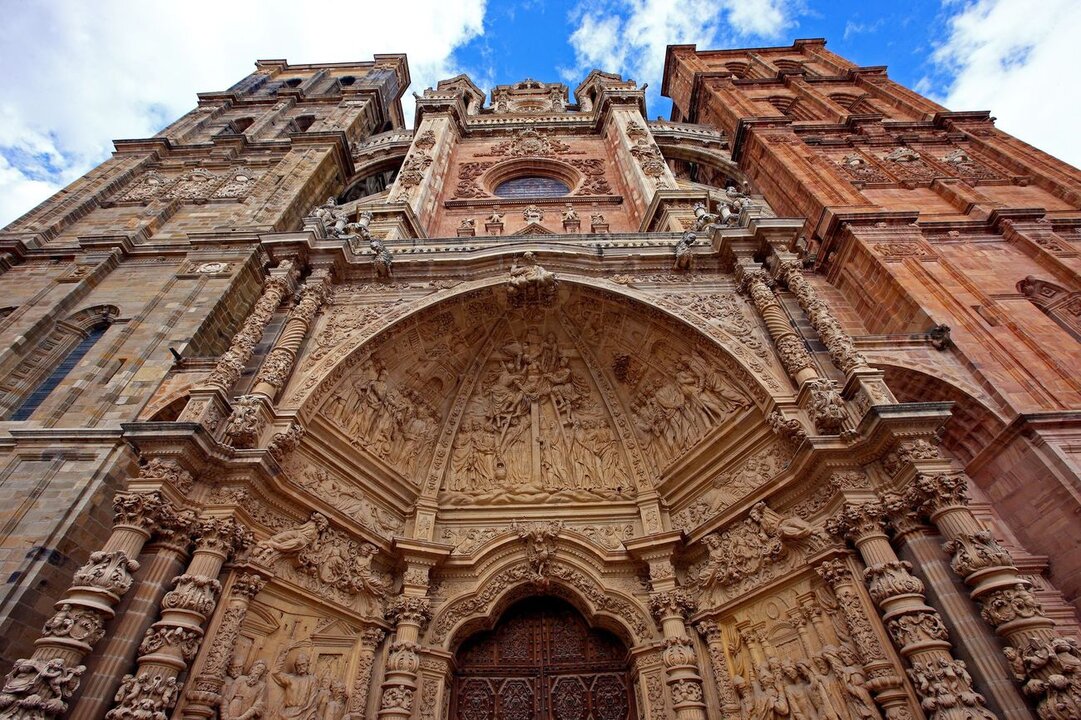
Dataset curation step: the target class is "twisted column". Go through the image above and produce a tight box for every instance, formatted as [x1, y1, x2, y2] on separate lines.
[815, 556, 914, 720]
[694, 621, 740, 718]
[106, 517, 251, 720]
[774, 259, 868, 374]
[181, 572, 267, 720]
[378, 597, 431, 720]
[907, 473, 1081, 719]
[737, 264, 846, 434]
[829, 503, 998, 719]
[0, 491, 181, 720]
[649, 590, 708, 720]
[251, 268, 330, 400]
[203, 259, 298, 392]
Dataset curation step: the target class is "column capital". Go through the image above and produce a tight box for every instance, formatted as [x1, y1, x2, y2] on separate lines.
[648, 589, 697, 623]
[385, 597, 432, 629]
[826, 501, 889, 542]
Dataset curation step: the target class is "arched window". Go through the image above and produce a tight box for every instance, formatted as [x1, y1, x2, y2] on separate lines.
[1, 306, 118, 420]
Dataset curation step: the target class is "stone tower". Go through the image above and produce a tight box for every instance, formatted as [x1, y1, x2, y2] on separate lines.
[1, 39, 1080, 720]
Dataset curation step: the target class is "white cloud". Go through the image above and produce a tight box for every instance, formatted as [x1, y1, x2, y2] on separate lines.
[0, 0, 487, 227]
[932, 0, 1081, 167]
[564, 0, 800, 110]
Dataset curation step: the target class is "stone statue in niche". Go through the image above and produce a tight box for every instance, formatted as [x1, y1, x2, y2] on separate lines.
[631, 354, 750, 460]
[442, 324, 633, 504]
[221, 660, 268, 720]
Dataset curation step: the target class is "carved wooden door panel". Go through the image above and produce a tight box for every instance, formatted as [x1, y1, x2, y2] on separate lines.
[451, 597, 634, 720]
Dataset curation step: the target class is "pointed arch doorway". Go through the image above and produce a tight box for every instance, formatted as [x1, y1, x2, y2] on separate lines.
[450, 596, 636, 720]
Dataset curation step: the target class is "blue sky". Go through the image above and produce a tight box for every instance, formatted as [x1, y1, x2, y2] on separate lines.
[1, 0, 1078, 226]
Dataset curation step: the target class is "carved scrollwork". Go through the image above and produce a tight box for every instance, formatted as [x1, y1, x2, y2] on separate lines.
[386, 597, 433, 628]
[136, 459, 193, 493]
[863, 561, 926, 604]
[138, 624, 202, 662]
[886, 611, 949, 647]
[267, 422, 305, 462]
[72, 550, 140, 596]
[941, 529, 1014, 578]
[41, 604, 106, 647]
[161, 574, 222, 616]
[882, 440, 942, 477]
[648, 590, 697, 623]
[979, 584, 1043, 627]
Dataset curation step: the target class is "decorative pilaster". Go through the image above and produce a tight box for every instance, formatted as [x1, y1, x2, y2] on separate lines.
[0, 490, 179, 720]
[815, 556, 914, 720]
[346, 628, 385, 720]
[106, 517, 251, 720]
[908, 473, 1081, 719]
[202, 259, 298, 392]
[182, 572, 267, 720]
[828, 503, 998, 719]
[250, 269, 331, 399]
[774, 259, 869, 374]
[379, 598, 431, 720]
[694, 621, 740, 717]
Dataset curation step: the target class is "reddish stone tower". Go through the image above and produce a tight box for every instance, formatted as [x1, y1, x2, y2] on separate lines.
[666, 38, 1081, 607]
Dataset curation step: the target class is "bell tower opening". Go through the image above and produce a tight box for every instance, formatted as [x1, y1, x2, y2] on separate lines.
[451, 596, 635, 720]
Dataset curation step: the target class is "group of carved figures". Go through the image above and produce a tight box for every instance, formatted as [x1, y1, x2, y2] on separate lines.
[631, 355, 750, 459]
[321, 362, 440, 480]
[733, 646, 880, 720]
[308, 198, 391, 277]
[444, 330, 631, 501]
[217, 655, 348, 720]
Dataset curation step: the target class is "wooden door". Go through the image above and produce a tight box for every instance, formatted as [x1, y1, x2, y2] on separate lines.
[451, 597, 634, 720]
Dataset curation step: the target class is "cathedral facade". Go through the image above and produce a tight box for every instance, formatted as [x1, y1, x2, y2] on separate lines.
[0, 38, 1080, 720]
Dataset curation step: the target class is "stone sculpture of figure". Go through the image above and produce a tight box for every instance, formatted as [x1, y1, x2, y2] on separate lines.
[312, 197, 348, 237]
[806, 656, 846, 720]
[692, 202, 719, 232]
[823, 647, 880, 720]
[507, 252, 557, 306]
[674, 231, 697, 271]
[222, 661, 268, 720]
[749, 501, 813, 541]
[459, 217, 475, 230]
[272, 653, 322, 720]
[486, 212, 504, 224]
[590, 212, 605, 225]
[320, 680, 348, 720]
[752, 666, 789, 720]
[562, 206, 579, 222]
[369, 238, 392, 279]
[780, 661, 816, 720]
[885, 146, 920, 163]
[252, 513, 328, 563]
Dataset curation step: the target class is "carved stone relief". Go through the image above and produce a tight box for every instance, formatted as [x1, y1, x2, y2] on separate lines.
[672, 440, 793, 532]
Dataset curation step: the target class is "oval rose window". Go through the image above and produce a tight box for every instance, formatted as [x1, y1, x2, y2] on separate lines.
[494, 176, 569, 199]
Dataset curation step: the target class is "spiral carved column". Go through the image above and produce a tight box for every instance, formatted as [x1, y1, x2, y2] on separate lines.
[201, 260, 298, 392]
[774, 259, 869, 375]
[0, 491, 181, 720]
[829, 502, 999, 719]
[250, 268, 330, 400]
[105, 517, 251, 720]
[907, 472, 1081, 719]
[737, 263, 846, 434]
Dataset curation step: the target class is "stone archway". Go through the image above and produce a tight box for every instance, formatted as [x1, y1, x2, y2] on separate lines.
[450, 596, 635, 720]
